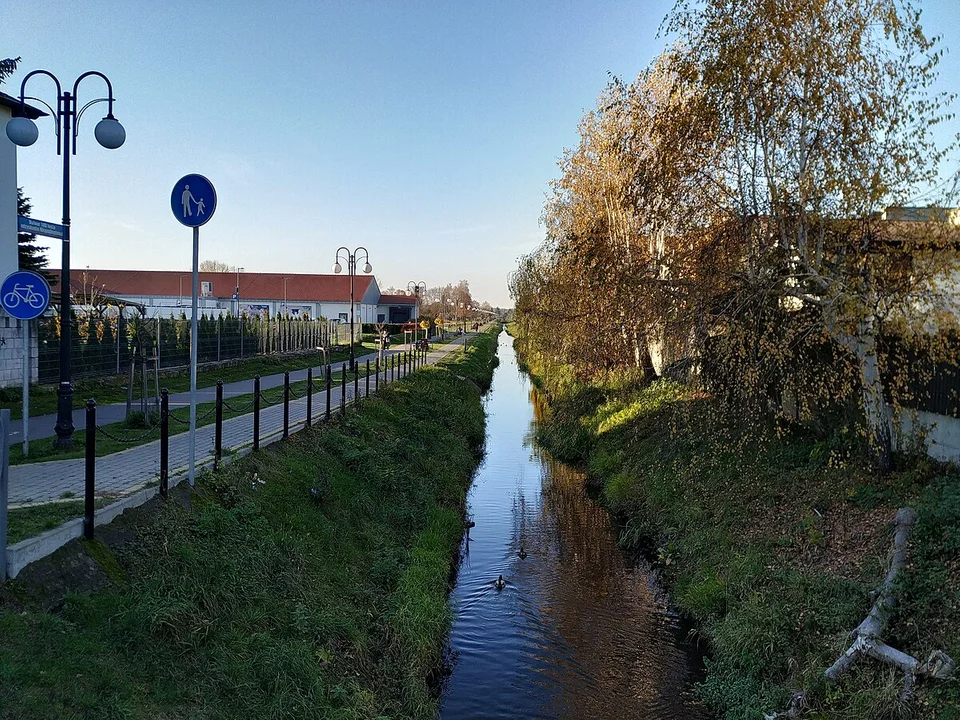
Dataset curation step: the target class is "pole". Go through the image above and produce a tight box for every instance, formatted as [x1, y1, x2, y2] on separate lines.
[283, 370, 290, 439]
[365, 359, 370, 397]
[84, 399, 95, 540]
[55, 91, 75, 448]
[1, 410, 9, 580]
[340, 363, 346, 413]
[325, 364, 332, 420]
[21, 320, 29, 457]
[160, 388, 169, 498]
[306, 367, 313, 427]
[349, 259, 355, 369]
[253, 375, 261, 450]
[214, 380, 223, 469]
[188, 225, 199, 486]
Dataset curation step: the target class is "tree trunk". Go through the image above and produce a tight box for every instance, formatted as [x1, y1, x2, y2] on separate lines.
[853, 328, 893, 475]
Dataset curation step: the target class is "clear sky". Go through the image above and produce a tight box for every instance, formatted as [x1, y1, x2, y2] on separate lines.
[4, 0, 959, 307]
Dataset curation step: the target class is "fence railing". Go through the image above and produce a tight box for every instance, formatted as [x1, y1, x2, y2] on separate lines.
[35, 314, 353, 384]
[1, 347, 431, 577]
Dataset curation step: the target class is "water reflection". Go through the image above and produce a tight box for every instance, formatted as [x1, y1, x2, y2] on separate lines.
[438, 332, 709, 719]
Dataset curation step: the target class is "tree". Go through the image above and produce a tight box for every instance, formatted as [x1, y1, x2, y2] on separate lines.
[0, 56, 19, 84]
[199, 260, 235, 272]
[16, 188, 55, 281]
[654, 0, 959, 471]
[513, 0, 960, 473]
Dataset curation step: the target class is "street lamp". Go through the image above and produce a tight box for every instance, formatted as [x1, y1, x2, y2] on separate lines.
[407, 281, 426, 343]
[235, 267, 244, 359]
[6, 70, 125, 448]
[332, 246, 372, 368]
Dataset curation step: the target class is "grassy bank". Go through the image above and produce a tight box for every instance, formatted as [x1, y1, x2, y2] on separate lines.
[0, 327, 500, 719]
[525, 357, 959, 719]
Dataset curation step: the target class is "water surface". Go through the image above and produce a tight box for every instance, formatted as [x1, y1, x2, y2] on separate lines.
[438, 331, 709, 719]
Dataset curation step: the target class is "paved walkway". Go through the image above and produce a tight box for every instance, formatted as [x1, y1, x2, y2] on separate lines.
[6, 345, 426, 447]
[5, 336, 475, 506]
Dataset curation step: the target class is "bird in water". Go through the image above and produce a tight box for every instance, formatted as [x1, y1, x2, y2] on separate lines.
[495, 575, 506, 590]
[518, 547, 527, 559]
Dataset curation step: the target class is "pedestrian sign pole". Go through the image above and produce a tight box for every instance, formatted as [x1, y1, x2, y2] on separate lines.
[170, 174, 217, 486]
[1, 270, 51, 456]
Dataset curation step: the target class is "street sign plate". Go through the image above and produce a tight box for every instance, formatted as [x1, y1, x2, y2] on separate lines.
[1, 270, 51, 320]
[17, 216, 65, 240]
[171, 174, 217, 227]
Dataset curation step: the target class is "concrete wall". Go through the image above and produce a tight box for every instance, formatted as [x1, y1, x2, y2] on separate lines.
[896, 409, 960, 464]
[0, 316, 39, 389]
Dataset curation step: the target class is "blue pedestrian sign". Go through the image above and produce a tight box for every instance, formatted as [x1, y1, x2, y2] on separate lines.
[171, 174, 217, 227]
[1, 270, 51, 320]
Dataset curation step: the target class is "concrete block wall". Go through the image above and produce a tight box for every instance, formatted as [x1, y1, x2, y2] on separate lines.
[896, 409, 960, 464]
[0, 313, 39, 388]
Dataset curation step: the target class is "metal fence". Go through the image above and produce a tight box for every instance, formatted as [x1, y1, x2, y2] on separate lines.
[36, 313, 354, 384]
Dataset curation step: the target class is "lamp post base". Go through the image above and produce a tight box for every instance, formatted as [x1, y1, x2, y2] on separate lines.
[54, 382, 75, 448]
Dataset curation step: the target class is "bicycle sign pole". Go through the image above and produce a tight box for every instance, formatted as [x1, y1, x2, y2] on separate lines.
[1, 271, 51, 457]
[170, 174, 217, 487]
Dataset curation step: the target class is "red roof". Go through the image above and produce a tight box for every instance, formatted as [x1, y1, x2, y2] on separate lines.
[50, 269, 376, 303]
[379, 293, 417, 305]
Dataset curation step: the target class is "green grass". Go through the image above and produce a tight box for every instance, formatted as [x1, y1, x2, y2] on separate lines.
[5, 500, 108, 544]
[523, 354, 960, 719]
[0, 328, 499, 719]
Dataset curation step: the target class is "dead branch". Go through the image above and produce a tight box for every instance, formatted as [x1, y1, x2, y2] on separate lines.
[766, 508, 954, 719]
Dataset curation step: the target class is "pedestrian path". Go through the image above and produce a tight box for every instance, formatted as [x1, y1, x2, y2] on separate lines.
[6, 337, 475, 506]
[6, 346, 399, 447]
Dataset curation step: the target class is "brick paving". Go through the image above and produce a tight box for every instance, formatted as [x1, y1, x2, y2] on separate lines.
[6, 338, 473, 506]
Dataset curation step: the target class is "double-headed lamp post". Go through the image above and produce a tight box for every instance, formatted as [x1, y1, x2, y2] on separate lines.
[332, 246, 372, 368]
[6, 70, 126, 448]
[406, 281, 426, 341]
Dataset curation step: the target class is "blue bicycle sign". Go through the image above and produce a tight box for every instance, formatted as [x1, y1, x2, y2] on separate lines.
[1, 271, 51, 320]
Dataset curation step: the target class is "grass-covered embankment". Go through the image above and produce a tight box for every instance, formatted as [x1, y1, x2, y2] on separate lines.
[524, 355, 959, 719]
[0, 326, 500, 719]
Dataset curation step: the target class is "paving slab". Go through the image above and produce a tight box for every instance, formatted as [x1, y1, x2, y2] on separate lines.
[5, 337, 475, 506]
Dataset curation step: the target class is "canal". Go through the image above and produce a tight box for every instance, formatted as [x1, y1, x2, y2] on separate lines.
[438, 330, 709, 719]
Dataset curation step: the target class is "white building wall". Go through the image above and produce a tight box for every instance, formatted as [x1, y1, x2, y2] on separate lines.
[0, 103, 18, 282]
[0, 103, 38, 389]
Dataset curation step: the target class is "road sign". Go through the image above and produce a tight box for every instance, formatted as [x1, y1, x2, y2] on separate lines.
[1, 271, 50, 320]
[17, 216, 65, 240]
[171, 174, 217, 227]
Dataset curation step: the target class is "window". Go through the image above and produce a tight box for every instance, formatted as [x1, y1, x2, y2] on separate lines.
[377, 313, 385, 323]
[338, 313, 348, 322]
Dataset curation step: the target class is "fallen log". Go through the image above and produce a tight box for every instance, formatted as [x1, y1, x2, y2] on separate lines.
[766, 507, 955, 718]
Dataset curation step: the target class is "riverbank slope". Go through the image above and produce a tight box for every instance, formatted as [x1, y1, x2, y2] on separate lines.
[0, 326, 500, 719]
[518, 343, 959, 719]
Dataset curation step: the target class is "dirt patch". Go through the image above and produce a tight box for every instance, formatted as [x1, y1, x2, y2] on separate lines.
[781, 504, 893, 582]
[0, 486, 191, 613]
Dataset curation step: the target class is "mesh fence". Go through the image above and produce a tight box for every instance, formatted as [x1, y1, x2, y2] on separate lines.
[36, 312, 348, 384]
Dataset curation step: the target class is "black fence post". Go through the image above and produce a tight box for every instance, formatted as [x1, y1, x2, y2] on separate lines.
[325, 364, 332, 420]
[340, 362, 347, 413]
[405, 351, 409, 376]
[253, 375, 261, 451]
[283, 370, 290, 439]
[366, 359, 370, 397]
[375, 358, 380, 391]
[214, 380, 223, 470]
[84, 399, 96, 540]
[354, 362, 359, 402]
[306, 367, 313, 428]
[160, 388, 169, 498]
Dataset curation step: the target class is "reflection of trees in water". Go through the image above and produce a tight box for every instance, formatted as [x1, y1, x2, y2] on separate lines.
[520, 389, 707, 719]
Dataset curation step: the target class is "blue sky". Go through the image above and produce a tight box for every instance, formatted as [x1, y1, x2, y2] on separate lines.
[4, 0, 959, 307]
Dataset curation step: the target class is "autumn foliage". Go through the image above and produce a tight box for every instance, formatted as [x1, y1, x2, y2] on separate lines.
[511, 0, 960, 470]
